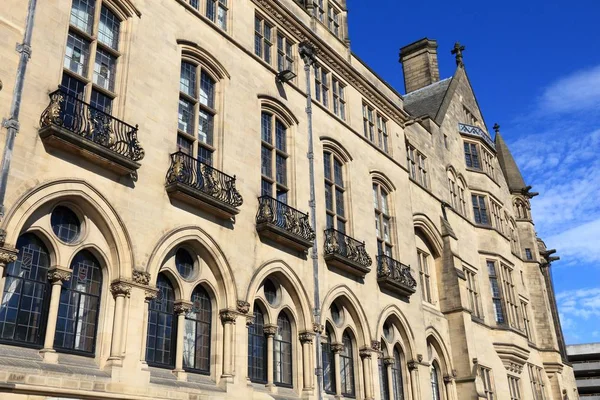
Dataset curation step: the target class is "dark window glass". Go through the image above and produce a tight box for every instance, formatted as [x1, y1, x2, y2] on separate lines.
[274, 313, 292, 386]
[340, 332, 355, 397]
[472, 195, 490, 225]
[331, 303, 342, 325]
[525, 248, 533, 260]
[248, 304, 267, 383]
[264, 279, 277, 306]
[146, 274, 176, 368]
[90, 89, 112, 114]
[70, 0, 95, 34]
[0, 234, 50, 346]
[464, 143, 481, 169]
[431, 363, 441, 400]
[392, 348, 404, 400]
[175, 248, 194, 280]
[322, 327, 335, 394]
[379, 351, 390, 400]
[54, 250, 102, 354]
[184, 285, 211, 374]
[51, 206, 81, 243]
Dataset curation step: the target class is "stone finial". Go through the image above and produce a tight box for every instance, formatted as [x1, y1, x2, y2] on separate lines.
[48, 266, 72, 284]
[451, 42, 465, 66]
[219, 309, 237, 324]
[110, 282, 132, 298]
[132, 269, 150, 285]
[237, 300, 250, 314]
[493, 123, 501, 135]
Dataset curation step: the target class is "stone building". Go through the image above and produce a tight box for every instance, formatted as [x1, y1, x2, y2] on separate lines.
[0, 0, 577, 399]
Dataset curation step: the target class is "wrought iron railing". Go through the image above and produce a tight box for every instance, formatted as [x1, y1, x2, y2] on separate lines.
[166, 151, 243, 208]
[256, 196, 315, 242]
[40, 89, 144, 162]
[324, 229, 372, 268]
[377, 255, 417, 288]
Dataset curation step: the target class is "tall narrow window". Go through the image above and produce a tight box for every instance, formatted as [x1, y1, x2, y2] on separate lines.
[178, 61, 217, 165]
[487, 261, 505, 324]
[482, 148, 495, 178]
[490, 201, 503, 233]
[431, 363, 441, 400]
[521, 301, 532, 340]
[464, 142, 481, 169]
[392, 348, 404, 400]
[332, 77, 346, 120]
[146, 274, 176, 368]
[363, 104, 375, 142]
[340, 332, 355, 397]
[472, 195, 490, 225]
[324, 151, 346, 232]
[0, 234, 50, 346]
[464, 268, 482, 319]
[379, 345, 390, 400]
[254, 16, 272, 64]
[448, 172, 458, 210]
[479, 366, 495, 400]
[248, 304, 267, 383]
[54, 250, 102, 354]
[327, 3, 341, 37]
[261, 112, 288, 203]
[206, 0, 228, 29]
[373, 182, 393, 257]
[276, 34, 294, 73]
[418, 250, 433, 303]
[377, 114, 389, 153]
[322, 326, 336, 394]
[528, 364, 546, 400]
[274, 313, 293, 386]
[312, 0, 325, 21]
[183, 286, 212, 374]
[407, 144, 427, 187]
[508, 375, 521, 400]
[457, 179, 467, 216]
[62, 0, 122, 113]
[314, 64, 329, 107]
[501, 265, 520, 329]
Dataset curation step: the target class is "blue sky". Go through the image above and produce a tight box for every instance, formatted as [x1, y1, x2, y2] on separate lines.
[347, 0, 600, 344]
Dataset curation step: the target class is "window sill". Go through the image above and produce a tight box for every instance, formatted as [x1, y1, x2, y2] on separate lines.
[465, 167, 501, 188]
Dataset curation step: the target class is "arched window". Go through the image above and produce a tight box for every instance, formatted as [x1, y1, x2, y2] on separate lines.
[261, 111, 289, 203]
[430, 362, 441, 400]
[178, 60, 218, 165]
[175, 248, 194, 280]
[274, 312, 293, 386]
[324, 151, 346, 233]
[0, 234, 50, 346]
[248, 303, 267, 383]
[183, 285, 211, 374]
[379, 341, 390, 400]
[392, 347, 405, 400]
[54, 250, 102, 354]
[457, 177, 467, 216]
[447, 170, 458, 211]
[340, 331, 355, 397]
[146, 274, 176, 368]
[322, 325, 336, 394]
[51, 206, 81, 243]
[373, 182, 393, 257]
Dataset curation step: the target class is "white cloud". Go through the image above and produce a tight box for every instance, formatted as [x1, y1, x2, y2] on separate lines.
[546, 219, 600, 265]
[538, 64, 600, 115]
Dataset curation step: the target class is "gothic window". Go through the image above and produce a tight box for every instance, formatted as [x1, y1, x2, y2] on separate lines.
[54, 250, 102, 354]
[407, 144, 428, 188]
[479, 365, 495, 400]
[508, 375, 521, 400]
[464, 142, 481, 169]
[332, 77, 346, 120]
[314, 63, 330, 108]
[248, 304, 267, 383]
[261, 111, 289, 203]
[373, 182, 393, 257]
[322, 325, 336, 394]
[51, 206, 81, 243]
[418, 250, 433, 303]
[457, 178, 467, 216]
[178, 60, 217, 165]
[146, 274, 176, 368]
[340, 331, 355, 397]
[363, 103, 389, 152]
[324, 151, 347, 233]
[274, 312, 293, 386]
[379, 342, 390, 400]
[183, 285, 212, 374]
[472, 195, 490, 225]
[430, 362, 441, 400]
[0, 234, 50, 346]
[487, 261, 505, 324]
[392, 347, 405, 400]
[175, 248, 195, 280]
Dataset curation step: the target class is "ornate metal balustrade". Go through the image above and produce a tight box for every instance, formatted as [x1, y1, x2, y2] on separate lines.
[256, 196, 315, 252]
[458, 123, 495, 150]
[377, 255, 417, 297]
[165, 151, 242, 218]
[324, 229, 372, 277]
[39, 89, 144, 177]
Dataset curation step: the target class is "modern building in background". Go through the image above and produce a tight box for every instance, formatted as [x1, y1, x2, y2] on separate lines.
[0, 0, 577, 399]
[568, 344, 600, 398]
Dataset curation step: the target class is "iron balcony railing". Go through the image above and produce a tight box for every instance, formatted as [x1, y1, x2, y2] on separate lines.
[377, 255, 417, 289]
[166, 151, 243, 208]
[40, 89, 144, 162]
[256, 196, 315, 242]
[458, 123, 496, 150]
[324, 229, 372, 268]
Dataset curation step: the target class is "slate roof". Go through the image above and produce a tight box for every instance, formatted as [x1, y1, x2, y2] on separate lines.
[495, 131, 527, 193]
[403, 78, 452, 120]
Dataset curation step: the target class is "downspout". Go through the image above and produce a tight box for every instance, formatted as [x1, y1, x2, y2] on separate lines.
[0, 0, 38, 225]
[299, 41, 323, 400]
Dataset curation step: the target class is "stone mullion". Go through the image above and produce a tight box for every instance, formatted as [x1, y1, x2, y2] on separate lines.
[173, 300, 193, 378]
[140, 288, 158, 363]
[220, 309, 237, 377]
[0, 247, 18, 301]
[408, 360, 421, 400]
[331, 343, 344, 396]
[41, 267, 72, 359]
[108, 282, 132, 361]
[264, 323, 278, 388]
[360, 348, 374, 400]
[300, 331, 315, 391]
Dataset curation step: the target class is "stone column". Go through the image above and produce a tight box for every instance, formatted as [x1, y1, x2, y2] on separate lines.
[140, 288, 158, 363]
[120, 291, 131, 356]
[264, 323, 278, 389]
[41, 266, 72, 362]
[173, 300, 192, 379]
[220, 309, 237, 378]
[384, 357, 395, 400]
[443, 375, 454, 400]
[245, 313, 254, 384]
[0, 246, 18, 297]
[109, 282, 132, 361]
[331, 343, 344, 397]
[408, 360, 421, 400]
[300, 331, 315, 391]
[360, 348, 374, 400]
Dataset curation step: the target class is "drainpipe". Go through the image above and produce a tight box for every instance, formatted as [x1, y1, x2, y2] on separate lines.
[0, 0, 38, 227]
[299, 41, 323, 400]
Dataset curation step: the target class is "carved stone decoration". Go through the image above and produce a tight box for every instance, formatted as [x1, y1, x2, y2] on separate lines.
[371, 340, 381, 352]
[383, 357, 395, 366]
[359, 348, 372, 359]
[299, 331, 315, 344]
[237, 300, 250, 314]
[145, 288, 159, 302]
[132, 269, 150, 285]
[417, 354, 423, 362]
[0, 246, 18, 268]
[407, 360, 418, 370]
[443, 374, 454, 384]
[264, 324, 279, 337]
[331, 343, 344, 354]
[47, 266, 72, 284]
[246, 315, 255, 327]
[219, 309, 237, 324]
[110, 282, 133, 298]
[174, 301, 193, 315]
[313, 323, 324, 334]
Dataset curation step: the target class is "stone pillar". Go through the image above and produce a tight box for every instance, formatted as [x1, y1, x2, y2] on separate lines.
[245, 313, 254, 384]
[41, 266, 72, 362]
[408, 360, 421, 400]
[300, 331, 315, 391]
[220, 309, 237, 378]
[140, 288, 157, 363]
[0, 246, 18, 297]
[360, 348, 374, 400]
[444, 375, 455, 400]
[121, 292, 131, 356]
[331, 343, 344, 397]
[173, 300, 192, 379]
[264, 323, 278, 389]
[109, 282, 132, 361]
[384, 357, 395, 400]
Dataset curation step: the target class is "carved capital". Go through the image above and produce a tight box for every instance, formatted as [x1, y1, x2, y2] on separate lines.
[237, 300, 250, 314]
[110, 282, 132, 298]
[219, 309, 237, 324]
[132, 269, 150, 285]
[443, 374, 454, 384]
[47, 266, 72, 284]
[359, 348, 372, 359]
[174, 300, 193, 314]
[246, 314, 255, 327]
[145, 288, 159, 301]
[0, 246, 18, 268]
[313, 323, 324, 334]
[264, 324, 278, 337]
[299, 331, 315, 344]
[371, 340, 381, 352]
[383, 357, 395, 366]
[331, 343, 344, 354]
[407, 360, 418, 370]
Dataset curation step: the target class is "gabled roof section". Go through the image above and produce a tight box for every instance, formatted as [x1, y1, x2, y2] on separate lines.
[403, 78, 451, 120]
[495, 132, 527, 193]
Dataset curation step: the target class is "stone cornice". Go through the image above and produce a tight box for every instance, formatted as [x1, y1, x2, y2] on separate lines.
[493, 342, 530, 374]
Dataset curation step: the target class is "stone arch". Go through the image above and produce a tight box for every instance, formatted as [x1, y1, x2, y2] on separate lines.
[245, 260, 312, 331]
[177, 39, 231, 80]
[370, 170, 396, 192]
[321, 285, 372, 346]
[413, 213, 443, 258]
[321, 136, 353, 163]
[425, 326, 454, 375]
[258, 94, 299, 126]
[376, 305, 417, 359]
[145, 225, 236, 309]
[104, 0, 141, 19]
[1, 179, 134, 281]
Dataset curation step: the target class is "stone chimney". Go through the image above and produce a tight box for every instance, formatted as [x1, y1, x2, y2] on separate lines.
[399, 38, 440, 94]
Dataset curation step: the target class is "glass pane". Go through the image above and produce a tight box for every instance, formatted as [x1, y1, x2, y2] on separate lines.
[90, 90, 112, 114]
[206, 0, 215, 21]
[323, 153, 331, 180]
[177, 135, 193, 155]
[261, 179, 272, 197]
[217, 5, 227, 29]
[276, 154, 287, 186]
[199, 71, 215, 108]
[325, 183, 333, 212]
[175, 249, 194, 279]
[335, 189, 345, 217]
[64, 32, 90, 76]
[178, 98, 194, 134]
[180, 62, 197, 97]
[334, 159, 343, 186]
[98, 6, 120, 50]
[51, 206, 81, 243]
[70, 0, 95, 34]
[261, 146, 272, 178]
[93, 49, 117, 91]
[275, 119, 286, 152]
[261, 112, 272, 143]
[198, 109, 214, 145]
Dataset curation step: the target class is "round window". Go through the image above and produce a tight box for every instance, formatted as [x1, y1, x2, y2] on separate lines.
[175, 248, 195, 280]
[263, 279, 279, 306]
[331, 303, 344, 326]
[51, 206, 81, 243]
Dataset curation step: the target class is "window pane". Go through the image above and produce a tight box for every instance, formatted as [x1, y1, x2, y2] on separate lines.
[217, 4, 227, 29]
[275, 120, 286, 152]
[276, 154, 287, 186]
[206, 0, 216, 21]
[200, 71, 215, 108]
[146, 274, 175, 367]
[177, 135, 193, 155]
[334, 159, 343, 186]
[198, 110, 214, 145]
[93, 49, 117, 91]
[325, 183, 333, 212]
[323, 153, 331, 180]
[90, 90, 112, 114]
[248, 305, 267, 383]
[184, 286, 211, 373]
[64, 33, 90, 76]
[261, 113, 272, 143]
[70, 0, 95, 34]
[98, 6, 120, 50]
[178, 98, 194, 134]
[261, 146, 272, 178]
[335, 189, 345, 217]
[180, 62, 197, 97]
